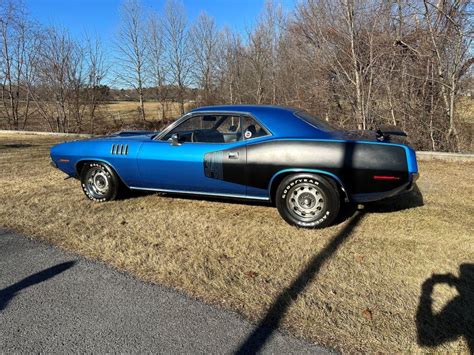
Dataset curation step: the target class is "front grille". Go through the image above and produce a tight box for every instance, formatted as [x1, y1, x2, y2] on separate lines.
[111, 144, 129, 155]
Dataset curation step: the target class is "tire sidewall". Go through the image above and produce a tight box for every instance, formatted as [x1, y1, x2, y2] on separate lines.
[276, 174, 340, 228]
[80, 162, 118, 202]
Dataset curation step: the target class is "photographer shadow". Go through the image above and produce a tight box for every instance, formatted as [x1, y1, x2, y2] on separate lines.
[416, 264, 474, 352]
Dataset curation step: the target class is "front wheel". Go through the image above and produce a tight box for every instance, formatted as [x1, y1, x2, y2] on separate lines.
[80, 162, 121, 202]
[275, 173, 340, 228]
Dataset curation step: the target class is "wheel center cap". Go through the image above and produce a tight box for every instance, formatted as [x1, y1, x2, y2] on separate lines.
[93, 174, 108, 191]
[96, 177, 105, 187]
[298, 192, 315, 208]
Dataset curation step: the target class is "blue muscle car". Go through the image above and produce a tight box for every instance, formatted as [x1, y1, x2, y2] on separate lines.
[50, 105, 418, 228]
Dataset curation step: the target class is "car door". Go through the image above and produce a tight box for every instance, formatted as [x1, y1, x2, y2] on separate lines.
[135, 114, 248, 196]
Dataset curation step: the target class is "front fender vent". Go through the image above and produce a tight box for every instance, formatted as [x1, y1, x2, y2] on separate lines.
[111, 144, 129, 155]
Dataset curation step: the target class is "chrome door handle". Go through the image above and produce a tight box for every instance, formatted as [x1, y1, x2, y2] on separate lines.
[228, 152, 239, 159]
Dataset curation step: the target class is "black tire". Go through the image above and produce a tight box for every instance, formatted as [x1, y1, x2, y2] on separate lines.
[80, 162, 121, 202]
[275, 173, 340, 228]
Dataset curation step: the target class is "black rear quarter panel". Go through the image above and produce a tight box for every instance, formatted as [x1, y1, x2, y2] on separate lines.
[204, 140, 409, 195]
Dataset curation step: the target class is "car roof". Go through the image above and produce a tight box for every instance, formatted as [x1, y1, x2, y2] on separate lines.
[190, 105, 326, 138]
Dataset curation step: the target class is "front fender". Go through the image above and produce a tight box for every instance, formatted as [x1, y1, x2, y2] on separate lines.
[50, 140, 142, 186]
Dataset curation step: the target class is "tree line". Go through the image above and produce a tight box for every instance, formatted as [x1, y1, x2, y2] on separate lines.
[0, 0, 472, 151]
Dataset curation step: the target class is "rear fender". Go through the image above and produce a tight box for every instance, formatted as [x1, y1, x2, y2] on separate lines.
[269, 169, 349, 202]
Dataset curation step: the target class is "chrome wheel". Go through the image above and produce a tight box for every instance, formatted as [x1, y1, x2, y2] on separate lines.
[81, 162, 121, 202]
[85, 168, 110, 198]
[286, 183, 325, 221]
[276, 174, 340, 228]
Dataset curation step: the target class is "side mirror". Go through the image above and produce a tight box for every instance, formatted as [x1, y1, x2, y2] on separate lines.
[170, 133, 181, 146]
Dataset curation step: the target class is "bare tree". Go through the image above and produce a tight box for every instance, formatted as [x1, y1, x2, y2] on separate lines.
[422, 0, 473, 151]
[215, 27, 245, 104]
[163, 0, 191, 115]
[29, 27, 85, 132]
[114, 0, 148, 121]
[146, 11, 170, 120]
[262, 1, 285, 105]
[84, 34, 109, 133]
[245, 23, 271, 104]
[294, 0, 388, 129]
[0, 0, 36, 130]
[344, 0, 365, 128]
[189, 12, 219, 105]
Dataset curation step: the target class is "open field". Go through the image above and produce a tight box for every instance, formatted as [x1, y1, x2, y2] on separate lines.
[104, 101, 194, 124]
[459, 97, 474, 123]
[0, 133, 473, 352]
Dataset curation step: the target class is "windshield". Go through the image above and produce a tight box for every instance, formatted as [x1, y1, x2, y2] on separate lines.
[294, 111, 338, 131]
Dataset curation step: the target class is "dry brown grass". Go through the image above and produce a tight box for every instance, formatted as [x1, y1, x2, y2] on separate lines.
[1, 133, 473, 353]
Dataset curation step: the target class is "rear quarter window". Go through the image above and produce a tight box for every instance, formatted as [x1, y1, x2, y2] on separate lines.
[294, 111, 338, 131]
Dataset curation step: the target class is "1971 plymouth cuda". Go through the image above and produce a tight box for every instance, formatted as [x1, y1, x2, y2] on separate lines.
[50, 105, 418, 228]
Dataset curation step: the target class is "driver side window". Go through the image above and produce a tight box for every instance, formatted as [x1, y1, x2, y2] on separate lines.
[162, 114, 268, 143]
[164, 115, 215, 143]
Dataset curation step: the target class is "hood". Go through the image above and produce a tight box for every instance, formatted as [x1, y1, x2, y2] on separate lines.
[88, 130, 159, 142]
[50, 130, 160, 162]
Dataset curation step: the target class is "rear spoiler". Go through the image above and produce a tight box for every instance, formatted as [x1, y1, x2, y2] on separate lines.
[375, 125, 407, 142]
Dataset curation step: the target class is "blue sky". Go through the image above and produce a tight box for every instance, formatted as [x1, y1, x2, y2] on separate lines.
[25, 0, 297, 43]
[24, 0, 297, 87]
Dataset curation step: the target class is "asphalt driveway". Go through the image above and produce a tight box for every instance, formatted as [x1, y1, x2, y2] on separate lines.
[0, 227, 330, 353]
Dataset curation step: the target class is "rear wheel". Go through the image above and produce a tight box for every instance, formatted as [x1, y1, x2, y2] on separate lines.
[80, 162, 121, 202]
[275, 173, 340, 228]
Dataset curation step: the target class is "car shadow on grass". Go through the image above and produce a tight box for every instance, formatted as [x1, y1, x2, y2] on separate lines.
[0, 143, 33, 150]
[332, 185, 423, 226]
[128, 185, 424, 227]
[416, 264, 474, 353]
[235, 210, 365, 354]
[363, 184, 424, 213]
[125, 189, 273, 207]
[0, 261, 76, 312]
